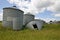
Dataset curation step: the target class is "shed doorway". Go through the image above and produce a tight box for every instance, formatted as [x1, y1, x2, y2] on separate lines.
[33, 24, 38, 30]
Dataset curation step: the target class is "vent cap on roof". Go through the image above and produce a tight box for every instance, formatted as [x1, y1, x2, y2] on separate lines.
[13, 6, 16, 8]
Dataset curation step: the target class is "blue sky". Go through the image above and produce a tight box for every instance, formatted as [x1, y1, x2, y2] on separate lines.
[0, 0, 11, 10]
[0, 0, 60, 22]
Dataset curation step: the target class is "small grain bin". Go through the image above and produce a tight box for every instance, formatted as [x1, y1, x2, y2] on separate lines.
[26, 19, 43, 30]
[23, 13, 35, 25]
[2, 6, 24, 30]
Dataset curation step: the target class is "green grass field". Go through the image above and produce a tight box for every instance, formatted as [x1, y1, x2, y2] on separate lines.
[0, 22, 60, 40]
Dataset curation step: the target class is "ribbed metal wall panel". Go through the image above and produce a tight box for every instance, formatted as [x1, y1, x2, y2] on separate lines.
[13, 17, 23, 30]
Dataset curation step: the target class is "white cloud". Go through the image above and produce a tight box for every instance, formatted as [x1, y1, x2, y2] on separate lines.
[32, 0, 54, 9]
[7, 0, 60, 21]
[53, 13, 60, 17]
[40, 18, 55, 23]
[47, 0, 60, 13]
[7, 0, 60, 14]
[35, 17, 55, 22]
[7, 0, 54, 14]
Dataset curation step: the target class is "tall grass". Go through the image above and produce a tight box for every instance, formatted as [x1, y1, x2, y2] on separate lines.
[0, 22, 60, 40]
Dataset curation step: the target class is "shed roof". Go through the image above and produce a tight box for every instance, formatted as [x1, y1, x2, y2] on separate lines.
[3, 7, 24, 13]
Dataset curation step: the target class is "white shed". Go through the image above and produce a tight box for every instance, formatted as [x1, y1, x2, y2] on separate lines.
[26, 19, 43, 30]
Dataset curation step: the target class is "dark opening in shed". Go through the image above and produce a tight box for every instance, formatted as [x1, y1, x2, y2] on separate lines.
[33, 24, 38, 30]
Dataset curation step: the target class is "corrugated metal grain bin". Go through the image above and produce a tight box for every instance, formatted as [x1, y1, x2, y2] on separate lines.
[2, 6, 24, 30]
[23, 13, 35, 25]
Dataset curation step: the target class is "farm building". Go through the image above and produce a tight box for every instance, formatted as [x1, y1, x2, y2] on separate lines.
[23, 13, 35, 25]
[2, 6, 44, 30]
[2, 6, 24, 30]
[26, 19, 43, 30]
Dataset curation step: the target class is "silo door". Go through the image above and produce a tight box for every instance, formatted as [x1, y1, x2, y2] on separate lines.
[33, 24, 38, 30]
